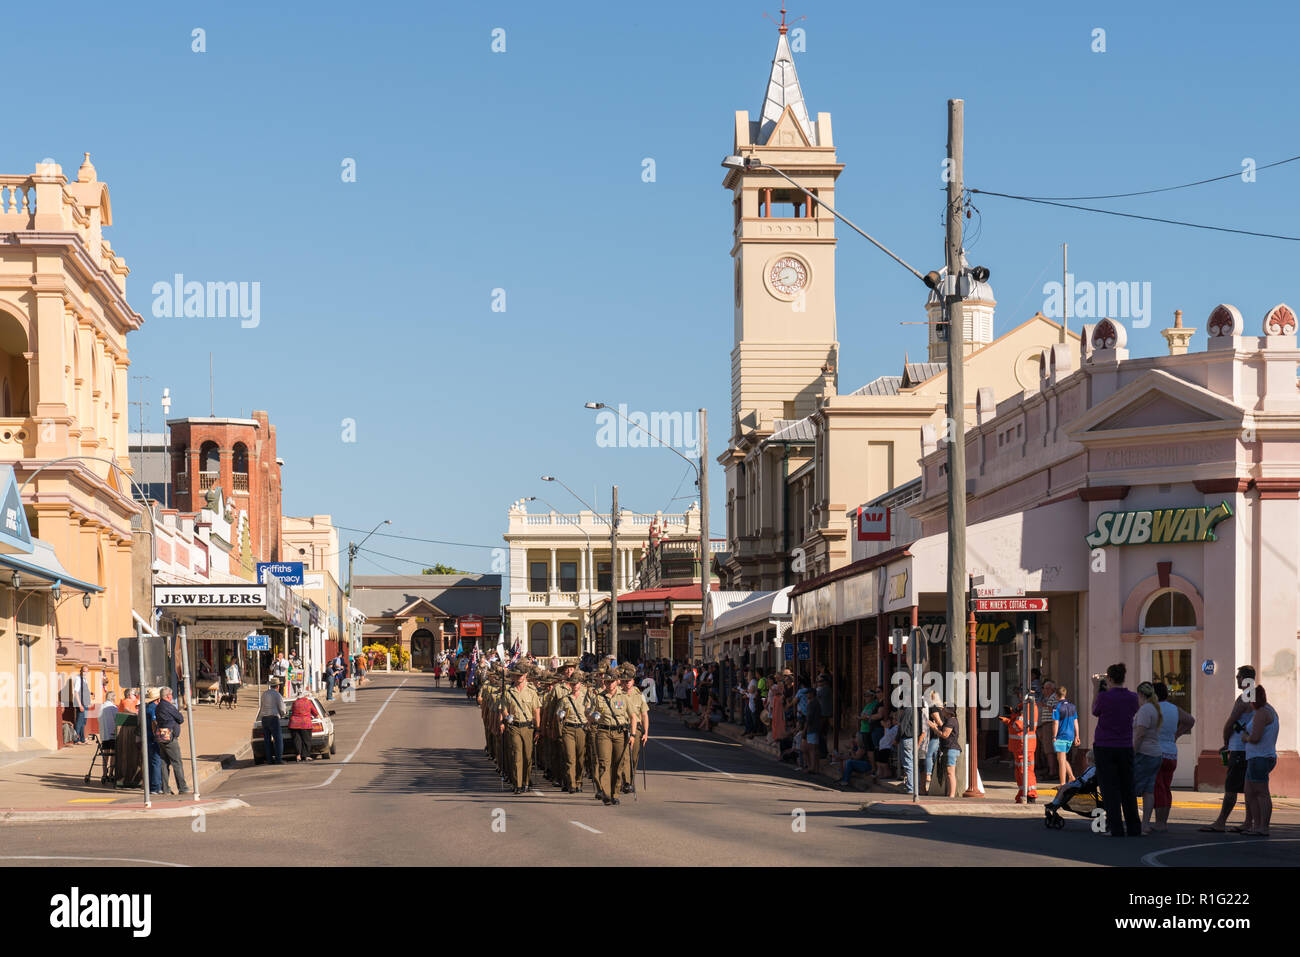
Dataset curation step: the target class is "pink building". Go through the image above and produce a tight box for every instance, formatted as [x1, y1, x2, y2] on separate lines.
[896, 305, 1300, 795]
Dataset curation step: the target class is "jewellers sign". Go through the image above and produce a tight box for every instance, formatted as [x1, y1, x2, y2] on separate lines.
[156, 585, 267, 607]
[1084, 502, 1232, 548]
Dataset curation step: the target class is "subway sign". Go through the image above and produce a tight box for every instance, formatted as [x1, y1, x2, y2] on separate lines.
[1085, 501, 1232, 548]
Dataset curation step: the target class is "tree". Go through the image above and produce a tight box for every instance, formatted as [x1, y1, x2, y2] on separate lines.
[422, 563, 467, 575]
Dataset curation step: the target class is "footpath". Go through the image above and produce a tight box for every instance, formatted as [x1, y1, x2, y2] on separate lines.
[0, 684, 353, 823]
[652, 700, 1300, 819]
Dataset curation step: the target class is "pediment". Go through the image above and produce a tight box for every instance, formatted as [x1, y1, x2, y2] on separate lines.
[392, 596, 450, 619]
[1067, 370, 1244, 441]
[764, 104, 812, 148]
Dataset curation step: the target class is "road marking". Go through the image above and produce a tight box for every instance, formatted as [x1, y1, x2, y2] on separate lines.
[342, 679, 408, 764]
[1142, 837, 1299, 867]
[234, 679, 407, 798]
[649, 738, 735, 777]
[68, 798, 116, 804]
[531, 790, 544, 796]
[0, 855, 188, 867]
[570, 821, 602, 834]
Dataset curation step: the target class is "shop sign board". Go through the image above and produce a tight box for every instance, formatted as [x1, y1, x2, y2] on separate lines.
[797, 641, 810, 660]
[257, 562, 304, 586]
[855, 505, 891, 542]
[1084, 502, 1232, 548]
[156, 585, 266, 607]
[975, 598, 1047, 613]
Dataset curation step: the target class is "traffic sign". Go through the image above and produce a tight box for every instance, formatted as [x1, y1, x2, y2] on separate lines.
[783, 643, 794, 661]
[246, 633, 271, 651]
[974, 598, 1047, 613]
[797, 641, 810, 661]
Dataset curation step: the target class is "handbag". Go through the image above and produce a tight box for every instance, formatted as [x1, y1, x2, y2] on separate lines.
[152, 719, 172, 744]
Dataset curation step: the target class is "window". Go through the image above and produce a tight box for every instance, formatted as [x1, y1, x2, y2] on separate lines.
[1141, 590, 1196, 632]
[597, 562, 611, 592]
[529, 561, 547, 593]
[530, 622, 550, 657]
[559, 561, 577, 592]
[560, 622, 578, 657]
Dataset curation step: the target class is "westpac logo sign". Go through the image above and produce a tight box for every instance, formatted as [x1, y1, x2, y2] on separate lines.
[855, 505, 890, 542]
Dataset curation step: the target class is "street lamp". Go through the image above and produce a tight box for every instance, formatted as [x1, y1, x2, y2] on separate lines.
[526, 494, 595, 658]
[585, 400, 711, 663]
[543, 475, 619, 660]
[723, 141, 989, 796]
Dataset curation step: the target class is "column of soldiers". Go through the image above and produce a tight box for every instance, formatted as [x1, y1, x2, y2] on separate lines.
[477, 659, 648, 807]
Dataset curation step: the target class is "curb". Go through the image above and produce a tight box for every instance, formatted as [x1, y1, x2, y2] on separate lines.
[861, 799, 1045, 818]
[0, 797, 250, 824]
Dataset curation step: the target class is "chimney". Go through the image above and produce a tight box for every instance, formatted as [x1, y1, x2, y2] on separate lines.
[1161, 309, 1196, 356]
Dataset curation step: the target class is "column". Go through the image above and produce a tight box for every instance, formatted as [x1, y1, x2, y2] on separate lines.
[549, 547, 557, 592]
[550, 620, 559, 659]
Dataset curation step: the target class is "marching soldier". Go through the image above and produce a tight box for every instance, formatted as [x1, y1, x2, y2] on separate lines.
[555, 669, 590, 793]
[499, 666, 541, 794]
[619, 664, 648, 794]
[588, 669, 638, 805]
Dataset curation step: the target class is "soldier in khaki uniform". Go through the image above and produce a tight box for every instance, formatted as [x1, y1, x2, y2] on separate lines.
[588, 670, 637, 805]
[619, 664, 649, 793]
[499, 667, 541, 793]
[555, 670, 590, 793]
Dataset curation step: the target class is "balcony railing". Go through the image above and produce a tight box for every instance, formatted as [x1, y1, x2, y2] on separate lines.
[198, 471, 219, 491]
[232, 471, 249, 493]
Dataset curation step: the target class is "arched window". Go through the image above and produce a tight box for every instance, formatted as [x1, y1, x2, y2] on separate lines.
[0, 311, 30, 417]
[232, 442, 249, 492]
[529, 622, 550, 657]
[1141, 589, 1197, 634]
[560, 622, 578, 657]
[199, 441, 220, 491]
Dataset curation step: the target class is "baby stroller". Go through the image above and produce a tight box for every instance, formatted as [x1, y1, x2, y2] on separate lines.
[1043, 764, 1100, 829]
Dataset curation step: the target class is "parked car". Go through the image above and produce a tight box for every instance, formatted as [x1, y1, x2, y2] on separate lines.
[251, 693, 336, 763]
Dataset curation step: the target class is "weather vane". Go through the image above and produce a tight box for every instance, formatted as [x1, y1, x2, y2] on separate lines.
[763, 5, 806, 35]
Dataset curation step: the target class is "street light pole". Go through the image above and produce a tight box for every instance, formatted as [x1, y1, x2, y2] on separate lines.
[542, 475, 613, 658]
[697, 409, 708, 665]
[345, 519, 390, 659]
[609, 485, 619, 660]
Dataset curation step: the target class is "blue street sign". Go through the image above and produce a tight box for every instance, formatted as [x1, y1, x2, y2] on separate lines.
[257, 562, 304, 586]
[797, 641, 810, 661]
[783, 643, 794, 661]
[246, 633, 271, 651]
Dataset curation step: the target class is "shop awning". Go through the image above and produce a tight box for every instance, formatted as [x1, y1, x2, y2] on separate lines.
[701, 586, 792, 639]
[0, 539, 103, 593]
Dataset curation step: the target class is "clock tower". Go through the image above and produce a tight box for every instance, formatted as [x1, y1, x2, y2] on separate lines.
[721, 23, 842, 444]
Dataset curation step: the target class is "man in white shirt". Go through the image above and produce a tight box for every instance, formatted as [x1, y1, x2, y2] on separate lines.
[70, 666, 93, 744]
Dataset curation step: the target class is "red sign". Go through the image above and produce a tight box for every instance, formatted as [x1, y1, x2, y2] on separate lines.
[458, 616, 483, 638]
[856, 505, 891, 541]
[975, 598, 1047, 613]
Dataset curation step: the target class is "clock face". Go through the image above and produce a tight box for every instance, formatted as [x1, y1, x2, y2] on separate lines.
[769, 256, 808, 296]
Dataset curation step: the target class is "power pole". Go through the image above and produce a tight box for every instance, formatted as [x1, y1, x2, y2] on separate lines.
[609, 485, 619, 660]
[943, 98, 974, 797]
[696, 408, 708, 665]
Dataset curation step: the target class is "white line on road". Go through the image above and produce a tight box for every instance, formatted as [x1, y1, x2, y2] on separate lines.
[649, 738, 734, 777]
[570, 821, 602, 834]
[343, 679, 409, 764]
[0, 855, 188, 867]
[531, 790, 545, 796]
[233, 679, 408, 799]
[1141, 837, 1298, 867]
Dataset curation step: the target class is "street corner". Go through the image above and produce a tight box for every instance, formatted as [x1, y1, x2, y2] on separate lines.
[0, 797, 249, 825]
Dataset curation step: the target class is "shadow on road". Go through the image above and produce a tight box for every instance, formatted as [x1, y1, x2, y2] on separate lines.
[353, 746, 502, 795]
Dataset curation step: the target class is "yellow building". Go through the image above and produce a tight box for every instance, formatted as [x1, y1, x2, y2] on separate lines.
[0, 155, 142, 750]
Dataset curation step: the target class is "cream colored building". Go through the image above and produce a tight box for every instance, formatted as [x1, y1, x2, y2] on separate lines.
[282, 514, 344, 671]
[720, 31, 1081, 590]
[1, 155, 144, 750]
[504, 500, 706, 657]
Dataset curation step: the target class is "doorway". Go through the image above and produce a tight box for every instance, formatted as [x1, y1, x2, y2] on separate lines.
[1141, 642, 1196, 786]
[411, 629, 435, 671]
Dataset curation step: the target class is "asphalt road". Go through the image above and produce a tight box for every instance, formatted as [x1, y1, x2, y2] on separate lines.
[1, 672, 1296, 867]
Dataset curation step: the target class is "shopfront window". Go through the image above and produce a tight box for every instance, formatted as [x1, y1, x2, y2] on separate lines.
[1141, 589, 1196, 633]
[1150, 648, 1192, 714]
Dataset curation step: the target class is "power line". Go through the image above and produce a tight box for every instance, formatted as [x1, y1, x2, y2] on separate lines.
[972, 152, 1300, 202]
[333, 524, 502, 550]
[967, 191, 1300, 242]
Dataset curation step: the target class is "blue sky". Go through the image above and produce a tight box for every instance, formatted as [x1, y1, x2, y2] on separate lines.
[7, 0, 1298, 585]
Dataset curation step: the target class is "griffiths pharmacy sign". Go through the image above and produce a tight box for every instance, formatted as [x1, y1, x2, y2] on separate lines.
[1085, 502, 1232, 548]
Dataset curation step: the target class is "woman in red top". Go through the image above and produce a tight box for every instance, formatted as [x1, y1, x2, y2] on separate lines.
[288, 696, 315, 761]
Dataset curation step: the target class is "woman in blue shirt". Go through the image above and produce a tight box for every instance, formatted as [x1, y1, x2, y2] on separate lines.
[1051, 686, 1080, 787]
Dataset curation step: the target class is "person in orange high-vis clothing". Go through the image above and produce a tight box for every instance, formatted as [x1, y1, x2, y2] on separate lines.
[1001, 691, 1040, 803]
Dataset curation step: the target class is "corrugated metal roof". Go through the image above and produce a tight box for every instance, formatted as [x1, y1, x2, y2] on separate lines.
[903, 362, 946, 386]
[769, 415, 815, 442]
[849, 375, 903, 397]
[759, 33, 814, 145]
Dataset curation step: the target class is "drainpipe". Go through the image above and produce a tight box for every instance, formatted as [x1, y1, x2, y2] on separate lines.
[782, 444, 791, 587]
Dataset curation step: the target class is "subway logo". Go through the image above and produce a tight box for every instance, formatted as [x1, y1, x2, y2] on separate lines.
[1084, 501, 1232, 548]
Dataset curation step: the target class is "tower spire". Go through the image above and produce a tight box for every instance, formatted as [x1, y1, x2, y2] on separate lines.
[758, 8, 811, 144]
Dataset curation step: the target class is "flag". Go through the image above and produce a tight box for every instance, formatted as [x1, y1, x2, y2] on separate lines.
[456, 640, 463, 656]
